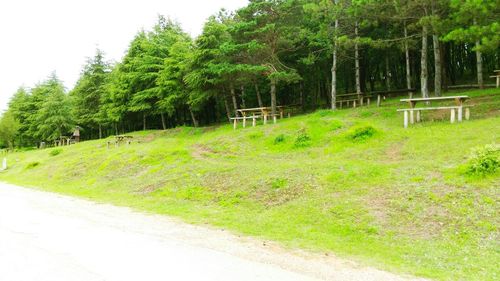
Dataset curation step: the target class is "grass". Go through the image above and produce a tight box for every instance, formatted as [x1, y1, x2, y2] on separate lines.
[1, 89, 499, 280]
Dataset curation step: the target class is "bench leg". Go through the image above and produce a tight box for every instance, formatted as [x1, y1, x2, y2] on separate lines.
[264, 115, 267, 125]
[233, 119, 237, 130]
[243, 118, 246, 128]
[404, 111, 409, 128]
[273, 115, 277, 124]
[353, 101, 356, 108]
[416, 110, 421, 123]
[367, 98, 370, 106]
[252, 117, 256, 127]
[465, 108, 470, 120]
[410, 110, 414, 124]
[377, 95, 381, 107]
[450, 109, 456, 123]
[458, 107, 463, 122]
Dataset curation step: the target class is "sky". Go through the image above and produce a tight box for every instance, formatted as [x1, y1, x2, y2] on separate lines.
[0, 0, 248, 111]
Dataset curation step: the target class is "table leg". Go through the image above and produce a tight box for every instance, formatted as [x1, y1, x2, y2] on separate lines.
[264, 114, 267, 125]
[450, 109, 456, 123]
[465, 108, 470, 120]
[458, 106, 463, 122]
[377, 95, 381, 107]
[410, 110, 414, 124]
[233, 119, 237, 130]
[252, 117, 256, 127]
[416, 110, 421, 123]
[404, 111, 408, 128]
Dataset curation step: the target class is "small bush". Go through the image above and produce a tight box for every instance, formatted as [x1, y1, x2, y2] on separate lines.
[26, 162, 40, 169]
[49, 148, 63, 156]
[465, 144, 499, 176]
[270, 178, 288, 189]
[330, 120, 343, 131]
[294, 129, 311, 148]
[274, 134, 286, 144]
[347, 126, 378, 142]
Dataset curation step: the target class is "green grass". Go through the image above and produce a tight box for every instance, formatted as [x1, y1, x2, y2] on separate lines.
[2, 89, 499, 280]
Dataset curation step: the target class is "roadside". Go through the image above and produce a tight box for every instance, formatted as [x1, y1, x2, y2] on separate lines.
[0, 183, 425, 281]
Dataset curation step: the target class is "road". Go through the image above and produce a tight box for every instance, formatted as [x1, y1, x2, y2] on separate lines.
[0, 183, 425, 281]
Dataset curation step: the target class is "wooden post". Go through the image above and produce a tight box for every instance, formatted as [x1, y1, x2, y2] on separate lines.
[410, 110, 414, 124]
[404, 111, 409, 128]
[377, 95, 381, 107]
[458, 107, 463, 122]
[465, 108, 470, 120]
[252, 117, 256, 127]
[367, 98, 370, 106]
[264, 114, 267, 125]
[243, 117, 246, 128]
[416, 110, 421, 123]
[450, 109, 456, 123]
[273, 115, 277, 124]
[287, 112, 291, 118]
[353, 101, 357, 108]
[233, 119, 237, 130]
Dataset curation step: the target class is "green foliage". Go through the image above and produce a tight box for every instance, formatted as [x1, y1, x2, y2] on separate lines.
[346, 126, 378, 142]
[270, 178, 288, 189]
[25, 162, 40, 169]
[294, 129, 311, 148]
[465, 144, 500, 176]
[273, 134, 286, 144]
[49, 148, 63, 157]
[0, 110, 20, 149]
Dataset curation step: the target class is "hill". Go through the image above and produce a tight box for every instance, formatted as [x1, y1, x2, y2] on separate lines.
[1, 89, 499, 280]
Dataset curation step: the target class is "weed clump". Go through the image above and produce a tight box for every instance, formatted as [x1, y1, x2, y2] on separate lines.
[49, 148, 63, 156]
[294, 129, 311, 148]
[347, 126, 378, 142]
[274, 134, 286, 144]
[465, 144, 499, 176]
[26, 162, 40, 169]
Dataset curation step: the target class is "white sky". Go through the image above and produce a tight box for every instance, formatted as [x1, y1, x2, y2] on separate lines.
[0, 0, 248, 111]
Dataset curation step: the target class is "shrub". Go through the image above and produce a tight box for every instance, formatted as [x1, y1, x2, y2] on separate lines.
[26, 162, 40, 169]
[274, 134, 286, 144]
[49, 148, 63, 156]
[347, 126, 378, 142]
[294, 129, 311, 148]
[270, 178, 288, 189]
[465, 144, 499, 176]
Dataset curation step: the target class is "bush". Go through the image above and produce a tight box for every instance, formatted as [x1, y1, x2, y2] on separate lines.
[294, 129, 311, 148]
[465, 144, 499, 176]
[274, 134, 286, 144]
[26, 162, 40, 169]
[347, 126, 378, 142]
[49, 148, 63, 156]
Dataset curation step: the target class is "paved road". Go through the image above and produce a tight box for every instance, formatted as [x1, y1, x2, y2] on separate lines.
[0, 183, 425, 281]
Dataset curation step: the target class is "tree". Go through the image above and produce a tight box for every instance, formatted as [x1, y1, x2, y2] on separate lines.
[0, 110, 20, 149]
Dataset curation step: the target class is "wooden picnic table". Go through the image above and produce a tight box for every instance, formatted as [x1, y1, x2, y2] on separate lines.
[490, 70, 500, 88]
[398, 96, 470, 128]
[232, 106, 296, 129]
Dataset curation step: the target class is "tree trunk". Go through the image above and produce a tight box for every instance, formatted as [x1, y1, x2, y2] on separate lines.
[230, 84, 238, 116]
[299, 82, 305, 111]
[189, 109, 199, 127]
[404, 23, 413, 98]
[385, 54, 391, 91]
[331, 17, 339, 110]
[143, 113, 147, 131]
[355, 21, 361, 100]
[475, 41, 484, 89]
[223, 95, 231, 122]
[270, 78, 277, 116]
[114, 123, 118, 136]
[160, 113, 166, 130]
[254, 84, 263, 108]
[98, 124, 102, 139]
[421, 25, 429, 98]
[240, 86, 246, 108]
[433, 34, 442, 96]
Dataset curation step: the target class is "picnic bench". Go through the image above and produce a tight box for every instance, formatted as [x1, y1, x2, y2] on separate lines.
[107, 135, 134, 148]
[335, 93, 372, 108]
[397, 96, 471, 128]
[490, 70, 500, 88]
[231, 106, 294, 129]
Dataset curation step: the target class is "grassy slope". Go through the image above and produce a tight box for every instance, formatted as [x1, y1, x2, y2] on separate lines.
[2, 89, 499, 280]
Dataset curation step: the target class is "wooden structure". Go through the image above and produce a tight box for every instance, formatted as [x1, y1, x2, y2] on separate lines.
[73, 126, 81, 143]
[107, 135, 134, 148]
[231, 106, 294, 129]
[335, 93, 372, 108]
[490, 70, 500, 88]
[397, 96, 470, 128]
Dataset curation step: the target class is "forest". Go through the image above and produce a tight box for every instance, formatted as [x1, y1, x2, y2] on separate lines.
[1, 0, 498, 148]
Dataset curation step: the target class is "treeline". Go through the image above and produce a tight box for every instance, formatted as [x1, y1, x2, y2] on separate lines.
[1, 0, 499, 147]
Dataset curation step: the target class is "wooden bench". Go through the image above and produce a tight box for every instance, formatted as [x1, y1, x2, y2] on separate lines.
[397, 106, 471, 128]
[335, 93, 372, 108]
[398, 96, 470, 128]
[230, 115, 262, 129]
[490, 70, 500, 88]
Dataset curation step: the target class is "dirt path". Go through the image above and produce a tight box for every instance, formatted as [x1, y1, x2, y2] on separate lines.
[0, 183, 427, 281]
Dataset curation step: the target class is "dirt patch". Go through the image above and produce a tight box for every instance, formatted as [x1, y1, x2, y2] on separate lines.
[384, 141, 406, 162]
[191, 144, 216, 159]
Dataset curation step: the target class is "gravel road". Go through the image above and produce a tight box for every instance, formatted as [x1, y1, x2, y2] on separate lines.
[0, 183, 426, 281]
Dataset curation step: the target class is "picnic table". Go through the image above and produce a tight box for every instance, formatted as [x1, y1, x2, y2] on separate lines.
[335, 93, 372, 108]
[490, 70, 500, 88]
[397, 96, 470, 128]
[232, 106, 291, 129]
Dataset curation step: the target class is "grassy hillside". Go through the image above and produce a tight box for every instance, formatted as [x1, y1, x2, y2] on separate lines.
[2, 89, 499, 280]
